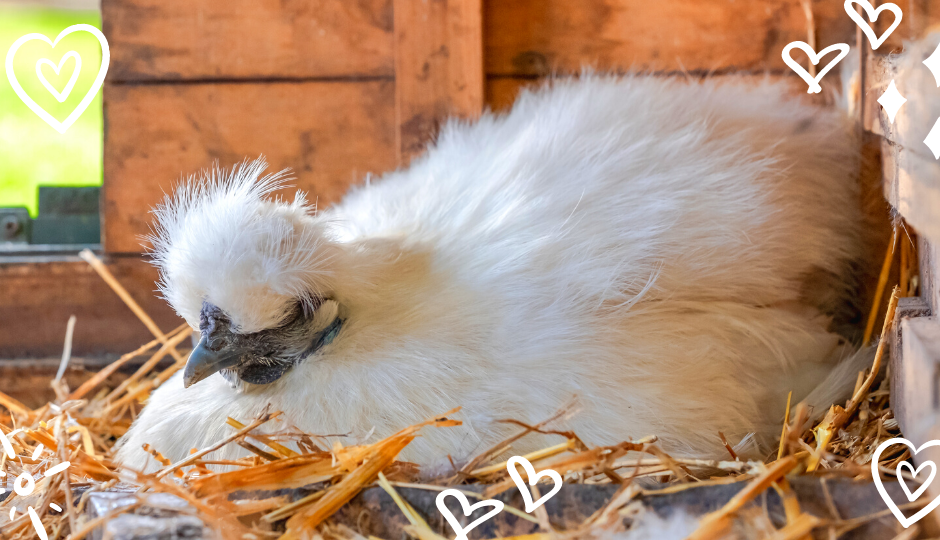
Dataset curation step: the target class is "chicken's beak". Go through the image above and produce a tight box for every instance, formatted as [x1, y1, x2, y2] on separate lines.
[183, 336, 244, 388]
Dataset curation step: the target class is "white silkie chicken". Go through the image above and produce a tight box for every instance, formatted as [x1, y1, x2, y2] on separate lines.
[116, 75, 873, 473]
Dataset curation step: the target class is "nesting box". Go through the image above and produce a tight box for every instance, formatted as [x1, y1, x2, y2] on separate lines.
[91, 6, 940, 522]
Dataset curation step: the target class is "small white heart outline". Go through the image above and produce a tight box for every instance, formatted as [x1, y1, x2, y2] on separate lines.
[782, 42, 850, 94]
[872, 437, 940, 528]
[506, 456, 563, 513]
[35, 51, 82, 103]
[4, 24, 110, 134]
[898, 461, 936, 503]
[435, 489, 504, 540]
[844, 0, 903, 50]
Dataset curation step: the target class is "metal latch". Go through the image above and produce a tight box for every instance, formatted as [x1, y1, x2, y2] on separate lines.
[0, 186, 100, 246]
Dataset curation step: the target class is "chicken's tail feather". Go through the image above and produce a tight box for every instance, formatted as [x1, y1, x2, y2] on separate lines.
[798, 345, 877, 420]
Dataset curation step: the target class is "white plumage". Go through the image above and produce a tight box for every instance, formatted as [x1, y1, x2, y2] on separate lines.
[116, 75, 871, 473]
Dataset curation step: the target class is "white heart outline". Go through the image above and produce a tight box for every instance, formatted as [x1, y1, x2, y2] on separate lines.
[36, 51, 81, 103]
[435, 489, 504, 540]
[506, 456, 563, 513]
[898, 461, 936, 503]
[844, 0, 903, 50]
[4, 24, 110, 134]
[872, 437, 940, 528]
[781, 42, 850, 94]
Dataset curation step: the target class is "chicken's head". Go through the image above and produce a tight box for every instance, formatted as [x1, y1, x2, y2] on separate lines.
[150, 159, 343, 388]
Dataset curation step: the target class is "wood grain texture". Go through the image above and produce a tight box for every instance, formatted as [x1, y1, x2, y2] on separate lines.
[103, 0, 394, 81]
[897, 315, 940, 530]
[485, 0, 856, 75]
[0, 257, 182, 357]
[103, 80, 397, 253]
[394, 0, 484, 162]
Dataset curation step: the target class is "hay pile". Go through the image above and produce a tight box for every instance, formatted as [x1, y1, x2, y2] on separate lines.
[0, 234, 921, 540]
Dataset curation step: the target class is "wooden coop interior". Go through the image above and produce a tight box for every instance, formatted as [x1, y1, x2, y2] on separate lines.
[1, 0, 940, 534]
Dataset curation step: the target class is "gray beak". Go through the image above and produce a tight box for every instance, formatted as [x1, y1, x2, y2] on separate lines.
[183, 336, 244, 388]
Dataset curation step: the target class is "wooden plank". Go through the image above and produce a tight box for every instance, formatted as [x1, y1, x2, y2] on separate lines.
[870, 37, 940, 247]
[920, 236, 940, 315]
[890, 296, 931, 436]
[485, 0, 856, 76]
[0, 358, 139, 409]
[393, 0, 484, 162]
[0, 257, 183, 358]
[102, 0, 394, 81]
[102, 80, 397, 253]
[897, 316, 940, 531]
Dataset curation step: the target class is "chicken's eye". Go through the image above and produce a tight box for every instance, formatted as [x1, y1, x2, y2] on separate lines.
[277, 298, 321, 330]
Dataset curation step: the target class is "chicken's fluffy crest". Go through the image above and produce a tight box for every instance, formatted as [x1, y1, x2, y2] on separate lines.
[149, 160, 338, 333]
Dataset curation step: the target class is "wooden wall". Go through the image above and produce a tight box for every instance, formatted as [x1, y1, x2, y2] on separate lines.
[99, 0, 867, 254]
[4, 0, 896, 356]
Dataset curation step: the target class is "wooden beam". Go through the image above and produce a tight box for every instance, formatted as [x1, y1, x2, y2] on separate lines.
[393, 0, 484, 163]
[103, 0, 394, 81]
[485, 0, 857, 76]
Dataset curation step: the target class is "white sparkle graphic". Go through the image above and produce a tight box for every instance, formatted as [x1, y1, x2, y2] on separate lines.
[924, 42, 940, 87]
[42, 462, 70, 479]
[27, 507, 48, 540]
[877, 80, 907, 124]
[925, 117, 940, 160]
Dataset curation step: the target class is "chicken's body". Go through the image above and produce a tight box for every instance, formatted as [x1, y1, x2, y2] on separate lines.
[116, 76, 869, 473]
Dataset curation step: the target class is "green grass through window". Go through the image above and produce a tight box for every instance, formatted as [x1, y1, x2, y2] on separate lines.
[0, 6, 102, 217]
